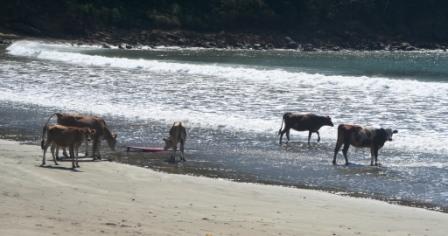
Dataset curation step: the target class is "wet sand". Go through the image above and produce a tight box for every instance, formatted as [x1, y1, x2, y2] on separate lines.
[0, 139, 447, 236]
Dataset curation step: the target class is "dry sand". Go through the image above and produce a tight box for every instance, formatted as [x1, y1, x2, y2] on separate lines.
[0, 139, 447, 236]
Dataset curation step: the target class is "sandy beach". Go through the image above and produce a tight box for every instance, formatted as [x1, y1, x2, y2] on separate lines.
[0, 139, 446, 236]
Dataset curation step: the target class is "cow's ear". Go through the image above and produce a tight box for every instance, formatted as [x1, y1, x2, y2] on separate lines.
[393, 130, 398, 134]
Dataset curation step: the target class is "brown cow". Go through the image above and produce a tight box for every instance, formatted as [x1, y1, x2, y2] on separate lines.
[333, 124, 398, 166]
[163, 122, 187, 162]
[278, 112, 334, 144]
[44, 113, 117, 159]
[41, 125, 95, 168]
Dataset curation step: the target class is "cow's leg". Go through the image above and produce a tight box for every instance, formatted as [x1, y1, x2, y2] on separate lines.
[41, 140, 52, 166]
[62, 147, 69, 158]
[279, 128, 287, 144]
[370, 147, 375, 166]
[92, 137, 101, 160]
[170, 147, 177, 162]
[69, 146, 74, 168]
[97, 141, 102, 160]
[285, 129, 291, 143]
[55, 145, 61, 160]
[85, 139, 89, 157]
[75, 145, 79, 160]
[307, 131, 312, 145]
[316, 131, 321, 142]
[333, 139, 343, 165]
[180, 140, 185, 162]
[50, 143, 59, 165]
[373, 147, 379, 166]
[92, 138, 98, 159]
[75, 145, 80, 168]
[69, 145, 80, 169]
[342, 142, 350, 165]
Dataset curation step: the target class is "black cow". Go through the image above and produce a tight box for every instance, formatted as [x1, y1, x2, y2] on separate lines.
[278, 112, 334, 144]
[333, 124, 398, 166]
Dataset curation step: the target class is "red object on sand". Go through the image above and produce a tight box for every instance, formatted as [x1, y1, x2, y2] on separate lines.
[126, 146, 166, 152]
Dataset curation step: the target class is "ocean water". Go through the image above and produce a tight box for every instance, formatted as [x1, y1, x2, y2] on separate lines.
[1, 40, 448, 211]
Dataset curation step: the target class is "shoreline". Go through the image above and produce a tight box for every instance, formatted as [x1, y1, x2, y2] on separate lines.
[1, 138, 448, 235]
[1, 128, 448, 214]
[2, 30, 448, 51]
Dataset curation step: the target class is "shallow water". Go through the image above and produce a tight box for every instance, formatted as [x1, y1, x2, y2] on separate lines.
[1, 40, 447, 211]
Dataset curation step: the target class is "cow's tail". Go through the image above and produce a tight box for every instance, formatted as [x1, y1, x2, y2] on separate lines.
[335, 124, 345, 144]
[41, 124, 48, 149]
[278, 113, 288, 135]
[41, 113, 59, 149]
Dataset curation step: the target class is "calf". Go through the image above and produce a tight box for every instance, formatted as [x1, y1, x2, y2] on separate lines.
[278, 112, 334, 144]
[163, 122, 187, 162]
[333, 124, 398, 166]
[41, 125, 95, 168]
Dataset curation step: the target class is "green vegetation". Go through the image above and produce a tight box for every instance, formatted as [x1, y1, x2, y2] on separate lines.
[1, 0, 448, 41]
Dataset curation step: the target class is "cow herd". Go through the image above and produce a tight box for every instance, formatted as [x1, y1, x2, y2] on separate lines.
[40, 112, 397, 169]
[279, 113, 398, 166]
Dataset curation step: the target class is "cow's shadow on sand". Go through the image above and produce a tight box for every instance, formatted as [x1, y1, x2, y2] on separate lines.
[38, 164, 83, 172]
[37, 158, 103, 172]
[55, 158, 101, 163]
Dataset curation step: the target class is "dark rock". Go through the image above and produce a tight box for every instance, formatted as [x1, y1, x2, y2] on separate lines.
[285, 36, 294, 42]
[302, 43, 315, 51]
[216, 40, 226, 48]
[253, 43, 262, 50]
[405, 45, 418, 51]
[285, 36, 298, 49]
[286, 42, 298, 49]
[396, 42, 414, 51]
[332, 46, 341, 51]
[264, 43, 274, 49]
[118, 43, 127, 49]
[101, 43, 111, 49]
[46, 28, 448, 51]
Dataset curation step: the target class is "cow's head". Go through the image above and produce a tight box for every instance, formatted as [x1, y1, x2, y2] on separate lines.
[107, 133, 117, 151]
[324, 116, 334, 127]
[163, 137, 175, 150]
[85, 128, 96, 142]
[385, 129, 398, 141]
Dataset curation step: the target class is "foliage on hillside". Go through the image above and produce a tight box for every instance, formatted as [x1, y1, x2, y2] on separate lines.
[1, 0, 448, 41]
